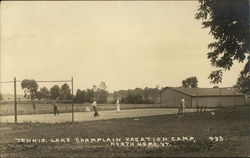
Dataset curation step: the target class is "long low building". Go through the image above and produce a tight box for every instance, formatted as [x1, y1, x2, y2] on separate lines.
[159, 87, 246, 107]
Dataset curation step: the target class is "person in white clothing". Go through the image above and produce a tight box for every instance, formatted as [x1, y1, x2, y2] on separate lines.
[178, 98, 185, 116]
[181, 98, 186, 112]
[92, 99, 99, 117]
[116, 99, 120, 112]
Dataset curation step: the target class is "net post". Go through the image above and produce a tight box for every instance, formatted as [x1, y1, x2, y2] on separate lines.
[14, 77, 17, 123]
[71, 77, 74, 123]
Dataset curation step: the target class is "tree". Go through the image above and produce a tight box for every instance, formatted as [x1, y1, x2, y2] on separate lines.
[112, 87, 161, 104]
[143, 87, 150, 101]
[39, 87, 50, 99]
[195, 0, 249, 84]
[92, 82, 109, 103]
[96, 89, 108, 103]
[96, 81, 108, 103]
[124, 93, 142, 104]
[182, 76, 198, 88]
[21, 79, 39, 110]
[235, 73, 250, 94]
[60, 83, 71, 100]
[74, 89, 86, 103]
[50, 85, 60, 100]
[135, 93, 143, 104]
[142, 87, 158, 104]
[234, 60, 250, 94]
[35, 91, 43, 100]
[85, 89, 94, 103]
[152, 85, 160, 104]
[124, 93, 137, 104]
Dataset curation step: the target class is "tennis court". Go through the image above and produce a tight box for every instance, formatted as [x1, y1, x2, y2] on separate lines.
[0, 108, 214, 123]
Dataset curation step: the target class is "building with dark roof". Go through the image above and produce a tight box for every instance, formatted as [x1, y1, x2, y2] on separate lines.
[159, 87, 246, 107]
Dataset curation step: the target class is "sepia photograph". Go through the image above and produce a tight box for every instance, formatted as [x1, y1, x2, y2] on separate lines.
[0, 0, 249, 157]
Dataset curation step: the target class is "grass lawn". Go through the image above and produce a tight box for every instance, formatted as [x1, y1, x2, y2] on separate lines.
[0, 106, 249, 157]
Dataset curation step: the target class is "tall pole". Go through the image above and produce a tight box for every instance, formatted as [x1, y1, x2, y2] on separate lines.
[234, 88, 236, 107]
[220, 88, 222, 106]
[196, 88, 198, 107]
[190, 96, 192, 108]
[71, 77, 74, 123]
[14, 77, 17, 123]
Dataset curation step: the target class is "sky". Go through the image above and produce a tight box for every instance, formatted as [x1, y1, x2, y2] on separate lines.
[0, 1, 246, 94]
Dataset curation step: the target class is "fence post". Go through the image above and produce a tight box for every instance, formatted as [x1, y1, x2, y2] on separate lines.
[220, 88, 222, 106]
[196, 88, 198, 107]
[190, 96, 192, 108]
[71, 77, 74, 123]
[14, 77, 17, 123]
[234, 88, 236, 107]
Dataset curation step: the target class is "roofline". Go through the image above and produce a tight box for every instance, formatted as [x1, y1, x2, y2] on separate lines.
[159, 87, 245, 97]
[159, 87, 193, 96]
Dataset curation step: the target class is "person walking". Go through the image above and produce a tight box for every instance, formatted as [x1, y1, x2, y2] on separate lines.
[92, 99, 99, 117]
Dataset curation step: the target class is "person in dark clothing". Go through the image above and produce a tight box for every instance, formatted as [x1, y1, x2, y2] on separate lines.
[204, 106, 207, 112]
[52, 101, 59, 115]
[196, 105, 200, 113]
[200, 106, 203, 114]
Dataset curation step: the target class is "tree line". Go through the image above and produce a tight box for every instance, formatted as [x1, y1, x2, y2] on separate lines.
[74, 82, 108, 103]
[0, 74, 248, 105]
[112, 87, 160, 104]
[21, 79, 72, 101]
[74, 87, 161, 104]
[18, 79, 163, 104]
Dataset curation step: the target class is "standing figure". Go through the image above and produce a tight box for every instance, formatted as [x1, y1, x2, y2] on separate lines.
[32, 102, 36, 110]
[178, 98, 185, 116]
[181, 98, 186, 113]
[196, 105, 200, 113]
[204, 106, 207, 112]
[116, 98, 120, 112]
[52, 101, 59, 116]
[92, 99, 99, 117]
[200, 106, 204, 114]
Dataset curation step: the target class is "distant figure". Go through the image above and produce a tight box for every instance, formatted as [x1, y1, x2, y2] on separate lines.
[116, 99, 120, 112]
[204, 106, 207, 112]
[32, 102, 36, 110]
[181, 98, 186, 113]
[200, 106, 204, 113]
[178, 98, 185, 116]
[52, 101, 59, 116]
[92, 99, 99, 117]
[196, 105, 200, 113]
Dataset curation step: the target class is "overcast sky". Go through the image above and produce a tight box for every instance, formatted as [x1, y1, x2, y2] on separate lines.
[0, 1, 246, 94]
